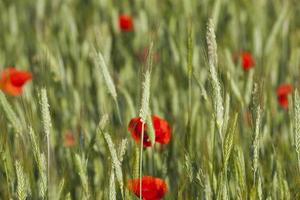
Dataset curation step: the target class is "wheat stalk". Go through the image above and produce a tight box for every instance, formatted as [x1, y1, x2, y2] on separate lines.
[28, 127, 40, 164]
[257, 175, 262, 200]
[56, 178, 65, 200]
[184, 154, 193, 183]
[94, 50, 117, 99]
[16, 161, 27, 200]
[253, 105, 262, 183]
[205, 174, 212, 200]
[222, 93, 230, 135]
[40, 88, 52, 198]
[75, 154, 90, 199]
[133, 147, 140, 179]
[0, 91, 22, 134]
[138, 42, 154, 200]
[206, 18, 224, 140]
[283, 179, 290, 200]
[294, 89, 300, 172]
[118, 139, 128, 163]
[233, 147, 247, 199]
[264, 3, 288, 54]
[102, 132, 124, 198]
[223, 112, 238, 170]
[109, 168, 116, 200]
[65, 193, 71, 200]
[28, 127, 47, 198]
[218, 112, 238, 199]
[186, 26, 193, 148]
[146, 113, 155, 146]
[94, 50, 121, 123]
[139, 41, 154, 125]
[38, 153, 47, 199]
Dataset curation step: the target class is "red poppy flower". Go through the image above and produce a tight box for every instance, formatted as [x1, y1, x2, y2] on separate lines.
[240, 52, 255, 71]
[277, 84, 293, 109]
[128, 176, 167, 200]
[119, 14, 133, 32]
[0, 67, 32, 96]
[128, 115, 171, 147]
[64, 130, 76, 147]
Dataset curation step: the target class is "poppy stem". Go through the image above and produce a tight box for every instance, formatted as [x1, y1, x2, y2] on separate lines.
[185, 25, 193, 151]
[47, 132, 50, 198]
[139, 122, 145, 200]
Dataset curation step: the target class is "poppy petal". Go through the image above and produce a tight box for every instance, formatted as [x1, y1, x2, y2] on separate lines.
[10, 71, 32, 87]
[276, 84, 293, 109]
[241, 52, 255, 71]
[128, 115, 171, 147]
[0, 67, 32, 96]
[277, 84, 293, 96]
[1, 82, 22, 96]
[152, 115, 171, 144]
[128, 176, 167, 200]
[128, 117, 152, 147]
[278, 95, 289, 109]
[64, 130, 76, 147]
[119, 14, 133, 32]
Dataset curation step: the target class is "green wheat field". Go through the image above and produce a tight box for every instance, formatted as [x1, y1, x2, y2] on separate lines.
[1, 0, 300, 199]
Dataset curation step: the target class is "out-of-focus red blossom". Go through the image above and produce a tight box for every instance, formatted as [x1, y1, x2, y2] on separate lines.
[277, 84, 293, 109]
[243, 111, 252, 126]
[137, 47, 160, 64]
[240, 52, 255, 71]
[0, 67, 32, 96]
[119, 14, 133, 32]
[128, 176, 167, 200]
[128, 115, 171, 147]
[64, 130, 76, 147]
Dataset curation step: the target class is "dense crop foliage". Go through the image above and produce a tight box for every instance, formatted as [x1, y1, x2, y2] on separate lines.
[0, 0, 300, 199]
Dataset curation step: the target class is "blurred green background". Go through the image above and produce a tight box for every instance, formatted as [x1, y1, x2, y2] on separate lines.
[1, 0, 300, 199]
